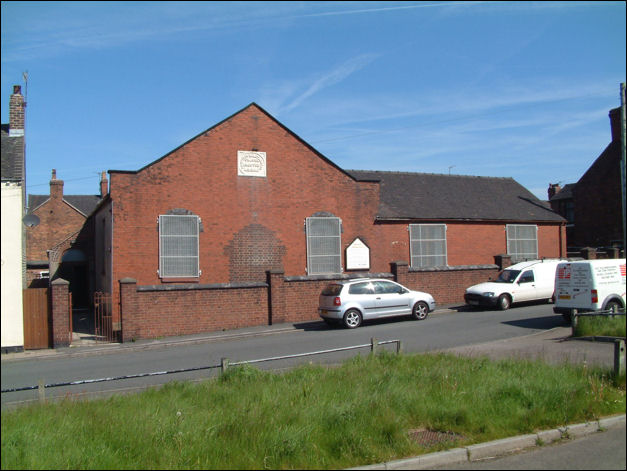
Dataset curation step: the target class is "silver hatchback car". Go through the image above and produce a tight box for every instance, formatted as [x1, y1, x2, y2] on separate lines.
[318, 278, 436, 329]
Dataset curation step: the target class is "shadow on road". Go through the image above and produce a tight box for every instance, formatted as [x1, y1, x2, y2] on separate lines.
[502, 314, 568, 331]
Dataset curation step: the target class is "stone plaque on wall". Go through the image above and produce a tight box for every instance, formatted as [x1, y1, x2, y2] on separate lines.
[238, 151, 267, 177]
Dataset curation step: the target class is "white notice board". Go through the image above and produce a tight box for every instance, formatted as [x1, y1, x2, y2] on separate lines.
[346, 238, 370, 270]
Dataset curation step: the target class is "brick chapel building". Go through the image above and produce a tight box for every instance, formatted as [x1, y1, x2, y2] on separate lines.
[90, 103, 566, 341]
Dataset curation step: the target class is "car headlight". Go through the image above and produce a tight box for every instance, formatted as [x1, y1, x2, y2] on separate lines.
[483, 292, 495, 297]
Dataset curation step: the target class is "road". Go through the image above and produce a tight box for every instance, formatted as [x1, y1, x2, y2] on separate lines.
[2, 303, 570, 408]
[428, 420, 626, 470]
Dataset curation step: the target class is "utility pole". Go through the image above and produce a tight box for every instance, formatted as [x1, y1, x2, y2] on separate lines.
[621, 83, 626, 250]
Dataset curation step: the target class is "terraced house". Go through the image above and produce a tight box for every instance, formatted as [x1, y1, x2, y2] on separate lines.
[90, 103, 566, 341]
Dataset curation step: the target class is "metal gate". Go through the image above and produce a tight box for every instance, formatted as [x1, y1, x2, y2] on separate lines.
[93, 292, 116, 342]
[22, 288, 51, 349]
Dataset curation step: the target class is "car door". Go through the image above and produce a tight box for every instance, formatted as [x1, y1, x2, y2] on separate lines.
[372, 281, 413, 316]
[348, 281, 378, 319]
[511, 270, 538, 302]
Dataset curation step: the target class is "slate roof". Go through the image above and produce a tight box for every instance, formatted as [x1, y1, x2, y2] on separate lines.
[27, 194, 102, 217]
[1, 124, 24, 182]
[348, 170, 565, 223]
[549, 183, 575, 201]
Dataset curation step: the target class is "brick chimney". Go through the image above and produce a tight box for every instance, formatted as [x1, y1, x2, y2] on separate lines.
[609, 107, 621, 143]
[548, 183, 561, 200]
[50, 169, 64, 201]
[100, 171, 108, 197]
[9, 85, 25, 136]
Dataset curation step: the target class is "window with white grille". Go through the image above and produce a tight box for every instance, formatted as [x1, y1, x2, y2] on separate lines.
[506, 224, 538, 261]
[306, 217, 342, 275]
[159, 214, 200, 278]
[409, 224, 447, 268]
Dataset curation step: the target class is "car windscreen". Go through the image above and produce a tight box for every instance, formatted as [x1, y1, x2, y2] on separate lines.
[321, 284, 343, 296]
[495, 270, 520, 283]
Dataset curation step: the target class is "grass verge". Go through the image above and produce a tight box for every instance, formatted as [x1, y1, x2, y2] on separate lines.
[573, 315, 626, 338]
[2, 352, 625, 470]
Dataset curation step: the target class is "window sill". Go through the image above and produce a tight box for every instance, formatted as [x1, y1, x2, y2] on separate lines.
[160, 277, 200, 283]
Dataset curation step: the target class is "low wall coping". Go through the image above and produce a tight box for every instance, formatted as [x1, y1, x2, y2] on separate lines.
[136, 282, 268, 292]
[409, 264, 499, 273]
[285, 272, 394, 282]
[51, 278, 69, 286]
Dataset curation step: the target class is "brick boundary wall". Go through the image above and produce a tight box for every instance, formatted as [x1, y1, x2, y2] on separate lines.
[117, 262, 503, 342]
[392, 261, 501, 305]
[119, 279, 269, 342]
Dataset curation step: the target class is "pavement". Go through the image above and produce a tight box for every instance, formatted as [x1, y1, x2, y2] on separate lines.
[2, 306, 626, 469]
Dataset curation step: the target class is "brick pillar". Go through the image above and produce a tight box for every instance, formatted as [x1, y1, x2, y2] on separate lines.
[267, 270, 285, 325]
[119, 278, 137, 342]
[494, 254, 512, 270]
[391, 261, 409, 285]
[580, 247, 596, 260]
[51, 278, 70, 348]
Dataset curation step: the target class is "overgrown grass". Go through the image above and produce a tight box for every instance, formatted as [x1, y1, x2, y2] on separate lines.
[573, 315, 626, 338]
[2, 352, 625, 470]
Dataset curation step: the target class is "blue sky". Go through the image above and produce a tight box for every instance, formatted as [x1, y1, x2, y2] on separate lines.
[1, 1, 625, 202]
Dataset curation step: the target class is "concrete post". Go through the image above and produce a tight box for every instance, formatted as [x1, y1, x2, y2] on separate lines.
[615, 339, 625, 377]
[371, 337, 378, 354]
[221, 357, 230, 375]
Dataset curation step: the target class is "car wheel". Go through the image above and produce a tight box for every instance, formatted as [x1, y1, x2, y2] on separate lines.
[343, 309, 362, 329]
[412, 301, 429, 320]
[497, 294, 511, 311]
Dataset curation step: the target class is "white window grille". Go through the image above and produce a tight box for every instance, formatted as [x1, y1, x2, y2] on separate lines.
[409, 224, 447, 268]
[159, 214, 200, 278]
[306, 217, 342, 275]
[506, 224, 538, 261]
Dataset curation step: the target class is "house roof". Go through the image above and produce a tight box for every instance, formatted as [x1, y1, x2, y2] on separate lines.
[27, 194, 102, 217]
[1, 124, 24, 182]
[349, 170, 565, 223]
[549, 183, 575, 201]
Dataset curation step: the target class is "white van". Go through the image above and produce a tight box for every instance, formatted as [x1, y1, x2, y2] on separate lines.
[464, 259, 566, 310]
[553, 259, 626, 321]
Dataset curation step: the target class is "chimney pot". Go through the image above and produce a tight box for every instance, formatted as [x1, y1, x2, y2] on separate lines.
[100, 171, 109, 197]
[548, 183, 561, 200]
[50, 169, 64, 200]
[609, 107, 621, 143]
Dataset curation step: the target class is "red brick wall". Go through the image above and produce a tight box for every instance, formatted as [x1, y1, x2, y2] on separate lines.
[119, 279, 268, 341]
[398, 266, 500, 305]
